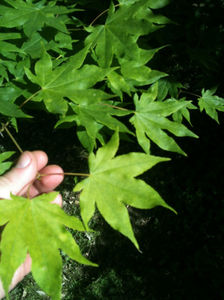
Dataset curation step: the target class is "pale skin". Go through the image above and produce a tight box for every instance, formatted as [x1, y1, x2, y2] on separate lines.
[0, 151, 64, 299]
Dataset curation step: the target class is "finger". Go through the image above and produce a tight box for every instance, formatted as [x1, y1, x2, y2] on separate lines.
[0, 254, 32, 299]
[16, 151, 48, 197]
[0, 152, 37, 199]
[28, 165, 64, 198]
[32, 151, 48, 171]
[51, 194, 63, 207]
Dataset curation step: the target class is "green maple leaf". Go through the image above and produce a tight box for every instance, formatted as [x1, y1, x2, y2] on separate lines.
[0, 84, 31, 118]
[118, 0, 169, 8]
[0, 151, 15, 175]
[0, 33, 23, 60]
[120, 61, 167, 87]
[0, 192, 95, 300]
[107, 70, 134, 99]
[0, 0, 76, 37]
[85, 0, 169, 68]
[25, 48, 108, 114]
[70, 95, 132, 146]
[55, 92, 132, 151]
[157, 79, 184, 101]
[74, 131, 175, 249]
[170, 98, 197, 125]
[198, 89, 224, 123]
[130, 85, 198, 155]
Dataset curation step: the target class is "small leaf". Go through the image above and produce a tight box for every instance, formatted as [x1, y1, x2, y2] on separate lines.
[0, 86, 31, 118]
[0, 151, 15, 175]
[198, 89, 224, 123]
[130, 93, 198, 155]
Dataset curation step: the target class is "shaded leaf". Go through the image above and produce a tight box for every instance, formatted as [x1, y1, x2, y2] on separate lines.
[85, 0, 169, 67]
[0, 0, 76, 37]
[68, 93, 133, 149]
[25, 47, 108, 114]
[157, 79, 183, 101]
[198, 89, 224, 123]
[0, 85, 31, 118]
[130, 88, 198, 155]
[0, 151, 15, 175]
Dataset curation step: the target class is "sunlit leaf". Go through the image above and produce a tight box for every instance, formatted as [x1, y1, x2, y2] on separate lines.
[0, 192, 96, 300]
[74, 131, 176, 249]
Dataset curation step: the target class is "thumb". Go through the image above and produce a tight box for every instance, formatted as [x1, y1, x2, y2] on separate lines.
[0, 152, 38, 199]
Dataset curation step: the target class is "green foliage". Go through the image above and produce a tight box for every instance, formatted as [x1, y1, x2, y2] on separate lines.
[198, 89, 224, 123]
[0, 151, 15, 175]
[130, 84, 198, 155]
[74, 131, 175, 249]
[0, 0, 223, 298]
[0, 192, 95, 300]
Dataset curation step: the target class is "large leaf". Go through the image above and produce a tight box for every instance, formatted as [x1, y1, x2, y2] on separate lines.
[0, 192, 95, 300]
[25, 48, 108, 114]
[0, 151, 15, 175]
[0, 0, 76, 37]
[74, 131, 175, 249]
[130, 85, 198, 155]
[85, 0, 169, 67]
[198, 89, 224, 123]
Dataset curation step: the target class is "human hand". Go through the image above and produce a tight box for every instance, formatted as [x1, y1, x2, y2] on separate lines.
[0, 151, 64, 299]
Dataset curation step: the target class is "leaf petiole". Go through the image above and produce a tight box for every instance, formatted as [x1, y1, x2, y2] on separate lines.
[38, 172, 90, 178]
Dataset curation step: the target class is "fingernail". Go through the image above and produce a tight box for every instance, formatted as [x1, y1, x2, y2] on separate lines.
[16, 152, 31, 168]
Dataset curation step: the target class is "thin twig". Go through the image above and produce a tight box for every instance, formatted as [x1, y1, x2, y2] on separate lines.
[19, 90, 41, 109]
[2, 124, 23, 153]
[100, 103, 131, 112]
[180, 90, 200, 98]
[0, 121, 9, 133]
[89, 4, 120, 26]
[39, 172, 90, 177]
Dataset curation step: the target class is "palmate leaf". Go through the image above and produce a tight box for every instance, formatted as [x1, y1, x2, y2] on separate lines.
[74, 131, 176, 249]
[198, 89, 224, 123]
[130, 85, 198, 155]
[0, 0, 76, 37]
[170, 98, 197, 125]
[157, 79, 184, 101]
[0, 192, 95, 300]
[85, 0, 169, 68]
[69, 95, 133, 148]
[55, 92, 133, 151]
[0, 151, 15, 175]
[25, 48, 108, 114]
